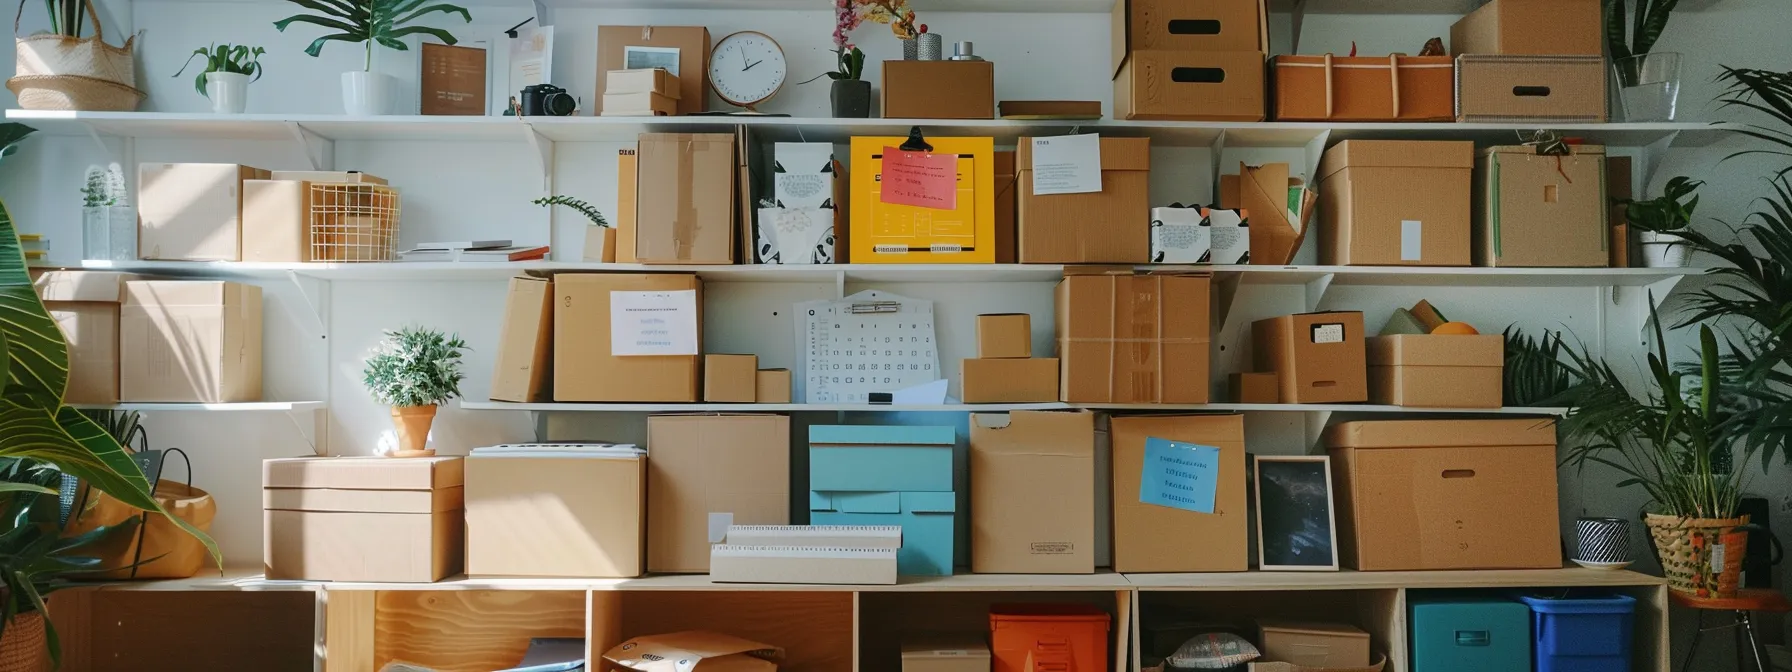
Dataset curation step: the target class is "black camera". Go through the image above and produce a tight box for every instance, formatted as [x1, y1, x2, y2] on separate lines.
[520, 84, 577, 116]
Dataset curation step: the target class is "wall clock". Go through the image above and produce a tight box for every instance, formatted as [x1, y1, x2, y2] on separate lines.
[709, 31, 787, 113]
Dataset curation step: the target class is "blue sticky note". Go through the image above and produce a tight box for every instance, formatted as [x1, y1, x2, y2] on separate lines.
[1140, 438, 1221, 514]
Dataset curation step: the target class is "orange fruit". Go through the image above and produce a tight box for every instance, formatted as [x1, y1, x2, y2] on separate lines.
[1431, 321, 1481, 335]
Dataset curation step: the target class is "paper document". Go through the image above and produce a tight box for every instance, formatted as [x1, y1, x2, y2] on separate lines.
[879, 147, 958, 210]
[890, 379, 949, 404]
[610, 290, 698, 356]
[1140, 438, 1221, 514]
[1029, 133, 1103, 195]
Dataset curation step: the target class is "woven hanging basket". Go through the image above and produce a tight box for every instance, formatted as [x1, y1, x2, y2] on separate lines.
[0, 611, 46, 672]
[1646, 513, 1750, 598]
[8, 0, 143, 110]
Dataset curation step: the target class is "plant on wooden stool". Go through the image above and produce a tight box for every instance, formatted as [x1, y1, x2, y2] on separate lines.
[362, 326, 467, 458]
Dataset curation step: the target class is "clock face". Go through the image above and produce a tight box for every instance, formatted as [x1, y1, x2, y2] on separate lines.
[709, 31, 787, 108]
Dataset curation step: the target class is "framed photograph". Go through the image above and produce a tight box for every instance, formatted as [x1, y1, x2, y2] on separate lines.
[1254, 455, 1340, 571]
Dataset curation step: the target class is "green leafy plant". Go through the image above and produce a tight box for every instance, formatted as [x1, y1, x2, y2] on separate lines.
[1606, 0, 1682, 84]
[362, 327, 468, 408]
[829, 47, 866, 82]
[1503, 326, 1575, 407]
[1619, 176, 1702, 233]
[273, 0, 473, 72]
[35, 0, 95, 38]
[172, 44, 266, 98]
[532, 195, 609, 227]
[0, 458, 139, 667]
[78, 167, 111, 208]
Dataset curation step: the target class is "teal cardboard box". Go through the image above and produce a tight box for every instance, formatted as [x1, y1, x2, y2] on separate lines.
[810, 425, 956, 576]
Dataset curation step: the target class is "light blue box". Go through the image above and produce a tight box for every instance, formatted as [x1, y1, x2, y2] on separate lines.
[1410, 594, 1532, 672]
[812, 491, 956, 576]
[809, 425, 956, 576]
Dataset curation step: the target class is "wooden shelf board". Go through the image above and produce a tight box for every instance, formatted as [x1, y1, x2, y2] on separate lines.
[1124, 567, 1667, 591]
[66, 401, 325, 412]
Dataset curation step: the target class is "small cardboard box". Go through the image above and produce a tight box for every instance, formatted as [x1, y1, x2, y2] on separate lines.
[600, 91, 677, 116]
[704, 354, 759, 403]
[1325, 419, 1563, 571]
[757, 369, 792, 403]
[1112, 414, 1248, 573]
[138, 163, 271, 261]
[882, 60, 995, 119]
[1058, 271, 1211, 404]
[977, 313, 1032, 359]
[617, 148, 639, 263]
[1455, 55, 1607, 123]
[1272, 55, 1455, 122]
[849, 136, 996, 264]
[262, 456, 463, 582]
[1475, 145, 1609, 267]
[1111, 0, 1268, 76]
[970, 411, 1095, 574]
[902, 635, 993, 672]
[489, 276, 554, 403]
[595, 26, 710, 115]
[1149, 206, 1209, 264]
[1318, 140, 1474, 266]
[1229, 372, 1278, 403]
[962, 358, 1060, 403]
[553, 273, 702, 402]
[34, 271, 134, 405]
[995, 150, 1018, 263]
[120, 281, 263, 403]
[1450, 0, 1602, 56]
[241, 180, 311, 262]
[1115, 50, 1265, 121]
[637, 133, 735, 264]
[1257, 620, 1372, 668]
[606, 67, 680, 97]
[647, 414, 789, 573]
[1252, 312, 1368, 404]
[465, 453, 646, 577]
[1017, 136, 1152, 263]
[1368, 335, 1504, 409]
[604, 632, 783, 671]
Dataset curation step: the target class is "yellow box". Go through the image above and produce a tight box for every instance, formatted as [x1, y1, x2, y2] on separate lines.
[850, 136, 996, 264]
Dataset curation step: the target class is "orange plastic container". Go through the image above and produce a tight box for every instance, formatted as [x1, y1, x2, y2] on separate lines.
[989, 603, 1112, 672]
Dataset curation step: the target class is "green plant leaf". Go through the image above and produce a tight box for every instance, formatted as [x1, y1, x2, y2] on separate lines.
[0, 204, 66, 412]
[382, 25, 459, 46]
[303, 33, 370, 58]
[1632, 0, 1682, 56]
[391, 3, 471, 28]
[1605, 0, 1632, 64]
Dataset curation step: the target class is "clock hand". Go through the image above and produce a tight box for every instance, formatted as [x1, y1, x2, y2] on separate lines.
[744, 59, 763, 71]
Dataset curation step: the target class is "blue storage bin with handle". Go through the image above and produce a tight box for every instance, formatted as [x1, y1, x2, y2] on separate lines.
[1516, 592, 1637, 672]
[1409, 593, 1531, 672]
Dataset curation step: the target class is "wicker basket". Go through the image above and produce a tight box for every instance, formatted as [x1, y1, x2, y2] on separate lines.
[0, 611, 46, 672]
[8, 0, 143, 111]
[308, 183, 401, 262]
[1646, 513, 1749, 598]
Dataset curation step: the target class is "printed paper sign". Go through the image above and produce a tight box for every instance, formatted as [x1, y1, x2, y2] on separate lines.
[1029, 133, 1103, 195]
[1140, 438, 1220, 514]
[879, 147, 958, 210]
[623, 45, 680, 76]
[610, 289, 698, 356]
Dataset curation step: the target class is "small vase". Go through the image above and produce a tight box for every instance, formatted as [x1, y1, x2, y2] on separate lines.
[831, 79, 872, 118]
[82, 206, 109, 261]
[917, 33, 943, 61]
[205, 72, 249, 114]
[341, 71, 394, 116]
[901, 38, 919, 61]
[1614, 52, 1681, 122]
[389, 405, 438, 458]
[107, 206, 136, 261]
[0, 612, 47, 672]
[1639, 231, 1689, 268]
[1573, 517, 1633, 568]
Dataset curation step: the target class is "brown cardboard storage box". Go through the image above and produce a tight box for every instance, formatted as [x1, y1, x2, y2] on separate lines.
[596, 26, 709, 115]
[489, 276, 554, 403]
[1325, 419, 1563, 571]
[962, 358, 1060, 403]
[1017, 136, 1151, 263]
[978, 313, 1032, 359]
[1476, 145, 1609, 267]
[1368, 335, 1504, 408]
[995, 150, 1018, 263]
[882, 60, 995, 119]
[1111, 0, 1268, 75]
[1112, 414, 1247, 573]
[617, 148, 640, 263]
[902, 635, 992, 672]
[120, 281, 263, 403]
[1271, 55, 1455, 122]
[465, 453, 646, 577]
[1450, 0, 1602, 56]
[241, 180, 310, 262]
[1115, 50, 1266, 121]
[971, 411, 1096, 574]
[637, 133, 735, 264]
[1229, 372, 1278, 404]
[1253, 312, 1367, 404]
[138, 163, 271, 261]
[646, 414, 790, 573]
[1455, 55, 1607, 123]
[1318, 140, 1474, 266]
[1058, 271, 1210, 404]
[1256, 620, 1371, 668]
[263, 456, 463, 582]
[704, 354, 758, 403]
[756, 369, 792, 403]
[34, 271, 135, 405]
[269, 171, 385, 184]
[554, 273, 702, 402]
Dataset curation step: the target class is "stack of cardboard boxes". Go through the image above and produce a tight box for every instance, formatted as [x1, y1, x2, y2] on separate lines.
[594, 26, 709, 116]
[1112, 0, 1268, 121]
[601, 68, 679, 117]
[1057, 270, 1211, 404]
[140, 164, 395, 264]
[961, 313, 1057, 403]
[1450, 0, 1608, 123]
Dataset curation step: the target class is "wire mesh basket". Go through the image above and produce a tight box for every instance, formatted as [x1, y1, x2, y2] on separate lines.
[308, 183, 400, 262]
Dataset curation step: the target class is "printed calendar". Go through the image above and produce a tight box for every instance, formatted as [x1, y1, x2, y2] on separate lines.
[796, 290, 940, 404]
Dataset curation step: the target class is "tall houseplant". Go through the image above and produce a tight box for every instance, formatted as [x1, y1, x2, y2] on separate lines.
[273, 0, 472, 116]
[362, 327, 466, 457]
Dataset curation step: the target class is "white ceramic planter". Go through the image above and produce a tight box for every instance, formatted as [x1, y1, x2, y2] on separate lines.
[341, 71, 394, 116]
[205, 72, 249, 114]
[1640, 231, 1690, 268]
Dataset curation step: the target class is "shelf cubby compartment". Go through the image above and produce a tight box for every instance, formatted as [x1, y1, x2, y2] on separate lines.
[857, 589, 1132, 672]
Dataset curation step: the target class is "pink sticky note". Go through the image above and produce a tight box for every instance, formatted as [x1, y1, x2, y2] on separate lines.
[878, 146, 958, 210]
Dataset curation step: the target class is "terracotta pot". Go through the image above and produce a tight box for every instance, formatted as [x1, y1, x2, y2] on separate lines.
[390, 405, 438, 458]
[0, 612, 48, 672]
[1646, 513, 1749, 598]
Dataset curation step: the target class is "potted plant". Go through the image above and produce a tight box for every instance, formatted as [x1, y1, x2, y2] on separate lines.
[7, 0, 143, 111]
[274, 0, 472, 116]
[172, 43, 265, 114]
[363, 327, 467, 458]
[78, 163, 131, 261]
[1618, 175, 1701, 268]
[859, 0, 920, 60]
[0, 458, 138, 671]
[1606, 0, 1684, 120]
[822, 1, 872, 118]
[533, 195, 613, 262]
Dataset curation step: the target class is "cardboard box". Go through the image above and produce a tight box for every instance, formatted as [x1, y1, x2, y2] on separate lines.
[262, 456, 463, 582]
[1455, 55, 1607, 123]
[962, 358, 1060, 403]
[600, 92, 677, 116]
[849, 137, 997, 264]
[1450, 0, 1602, 56]
[646, 415, 789, 573]
[584, 226, 617, 263]
[977, 313, 1032, 359]
[902, 635, 992, 672]
[1017, 136, 1151, 263]
[1475, 145, 1609, 267]
[595, 26, 709, 115]
[617, 148, 639, 263]
[704, 354, 758, 403]
[756, 369, 792, 403]
[1057, 271, 1210, 404]
[996, 150, 1017, 263]
[34, 271, 133, 405]
[710, 544, 898, 585]
[489, 276, 553, 403]
[810, 425, 956, 576]
[1229, 372, 1278, 404]
[605, 632, 783, 671]
[241, 180, 310, 262]
[607, 67, 680, 97]
[1325, 419, 1563, 571]
[970, 411, 1095, 574]
[553, 273, 702, 402]
[1209, 208, 1250, 264]
[1111, 414, 1248, 572]
[882, 60, 995, 119]
[1111, 0, 1268, 76]
[1317, 140, 1474, 266]
[1368, 335, 1503, 408]
[1257, 620, 1372, 668]
[999, 100, 1102, 118]
[465, 453, 646, 577]
[268, 171, 385, 184]
[1609, 156, 1634, 268]
[1235, 162, 1314, 266]
[1252, 312, 1368, 404]
[1272, 55, 1455, 122]
[138, 163, 271, 261]
[120, 281, 263, 403]
[637, 133, 735, 264]
[1149, 206, 1209, 263]
[1115, 50, 1265, 121]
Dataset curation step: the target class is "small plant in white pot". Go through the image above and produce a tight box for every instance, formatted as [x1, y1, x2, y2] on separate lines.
[274, 0, 472, 116]
[173, 43, 265, 114]
[1621, 176, 1702, 268]
[362, 326, 468, 458]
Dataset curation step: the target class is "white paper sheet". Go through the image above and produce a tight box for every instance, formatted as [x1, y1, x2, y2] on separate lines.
[624, 45, 681, 76]
[1029, 133, 1103, 195]
[795, 290, 940, 404]
[610, 289, 699, 356]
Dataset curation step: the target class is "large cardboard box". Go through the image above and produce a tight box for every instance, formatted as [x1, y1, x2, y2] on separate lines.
[34, 271, 134, 405]
[962, 358, 1060, 404]
[1368, 335, 1504, 408]
[1252, 312, 1368, 404]
[978, 313, 1032, 359]
[138, 163, 271, 261]
[1475, 145, 1609, 267]
[637, 133, 735, 264]
[883, 61, 995, 119]
[970, 411, 1095, 574]
[849, 136, 997, 264]
[489, 275, 554, 403]
[1256, 620, 1371, 668]
[241, 180, 311, 262]
[554, 273, 702, 402]
[1016, 136, 1151, 263]
[595, 26, 710, 115]
[1318, 140, 1474, 266]
[1111, 414, 1248, 573]
[120, 280, 263, 403]
[1115, 50, 1266, 121]
[1057, 271, 1210, 404]
[1450, 0, 1602, 56]
[262, 456, 463, 582]
[1111, 0, 1268, 76]
[1455, 55, 1607, 123]
[1271, 55, 1455, 122]
[465, 454, 646, 577]
[646, 414, 790, 573]
[1325, 419, 1563, 571]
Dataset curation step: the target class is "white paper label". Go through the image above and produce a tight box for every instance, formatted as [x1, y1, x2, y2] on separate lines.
[1029, 134, 1104, 196]
[610, 289, 699, 356]
[1312, 323, 1345, 344]
[708, 513, 733, 544]
[1711, 543, 1727, 573]
[1401, 220, 1423, 261]
[623, 45, 681, 76]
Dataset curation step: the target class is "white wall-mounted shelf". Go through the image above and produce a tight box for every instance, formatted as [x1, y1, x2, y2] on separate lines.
[462, 400, 1567, 415]
[68, 401, 327, 412]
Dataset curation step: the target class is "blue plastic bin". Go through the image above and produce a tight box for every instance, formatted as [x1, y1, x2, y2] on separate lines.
[1517, 593, 1636, 672]
[1409, 594, 1531, 672]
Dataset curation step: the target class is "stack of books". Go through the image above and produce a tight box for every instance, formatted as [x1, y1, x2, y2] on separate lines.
[397, 240, 549, 263]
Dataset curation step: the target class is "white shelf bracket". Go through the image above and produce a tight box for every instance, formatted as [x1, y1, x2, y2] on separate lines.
[1303, 272, 1335, 312]
[1303, 410, 1333, 454]
[1303, 129, 1332, 187]
[284, 122, 333, 171]
[1639, 130, 1681, 190]
[1612, 275, 1687, 348]
[1213, 271, 1244, 332]
[282, 407, 330, 456]
[1290, 0, 1310, 58]
[521, 124, 555, 192]
[284, 271, 330, 336]
[1208, 129, 1229, 203]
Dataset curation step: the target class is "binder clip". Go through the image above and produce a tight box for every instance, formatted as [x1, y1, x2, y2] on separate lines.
[900, 126, 933, 153]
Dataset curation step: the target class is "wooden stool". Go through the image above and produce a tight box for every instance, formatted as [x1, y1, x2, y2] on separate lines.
[1672, 589, 1792, 672]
